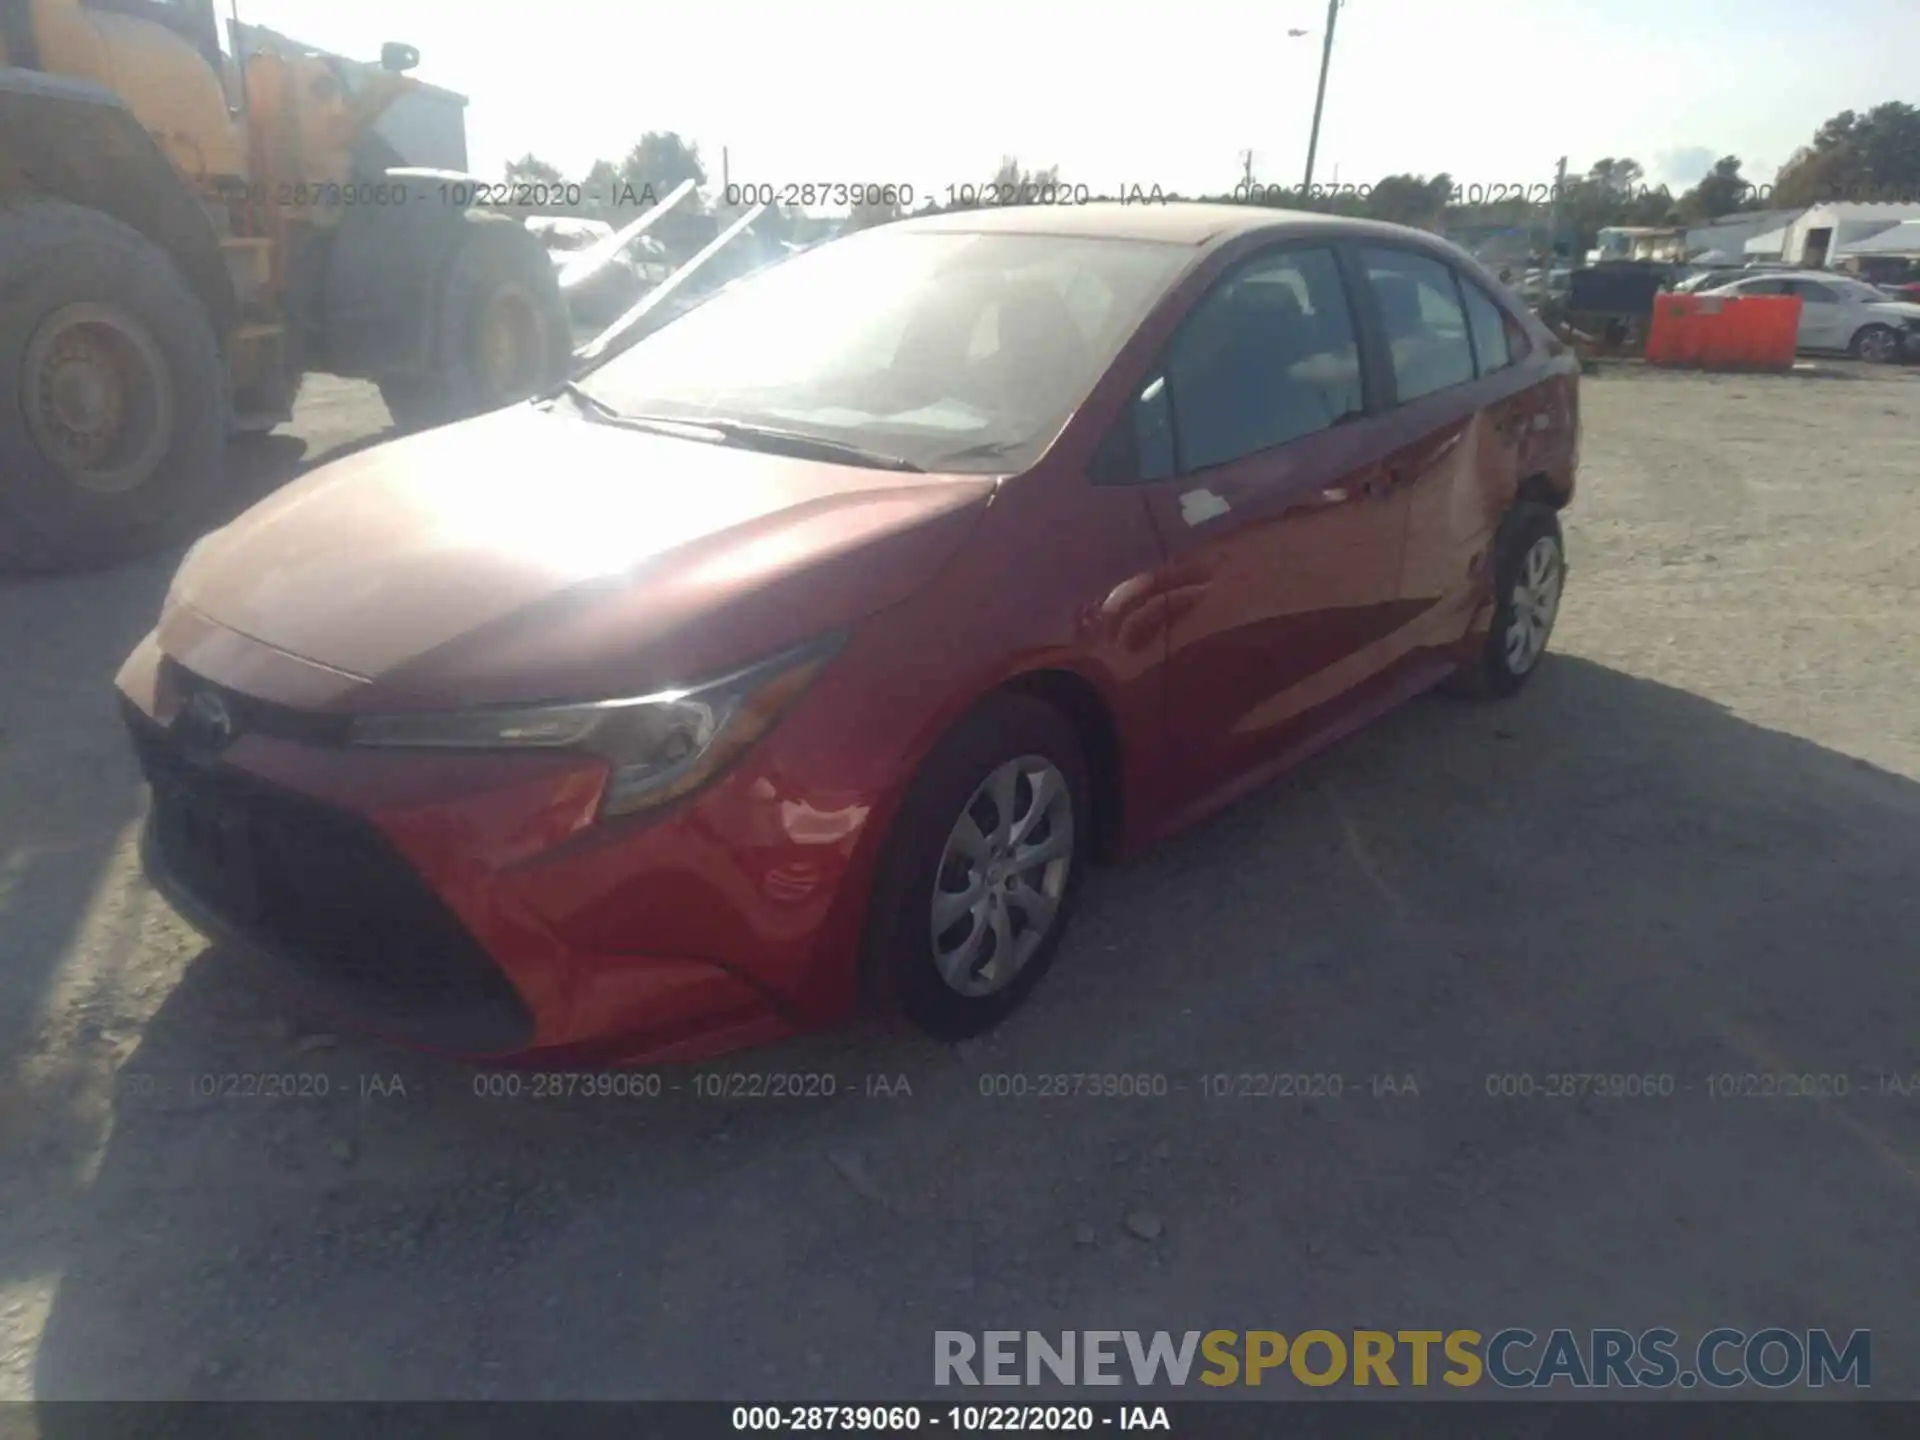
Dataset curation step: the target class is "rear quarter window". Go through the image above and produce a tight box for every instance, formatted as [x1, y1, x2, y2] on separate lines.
[1459, 279, 1514, 375]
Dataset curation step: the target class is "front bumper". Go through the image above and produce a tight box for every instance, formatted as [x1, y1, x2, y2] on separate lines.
[130, 701, 538, 1055]
[117, 635, 877, 1066]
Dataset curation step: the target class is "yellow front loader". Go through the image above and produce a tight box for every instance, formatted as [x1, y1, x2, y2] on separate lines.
[0, 0, 571, 569]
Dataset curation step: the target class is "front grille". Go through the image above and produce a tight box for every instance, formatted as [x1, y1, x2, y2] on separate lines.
[127, 699, 534, 1054]
[157, 656, 353, 744]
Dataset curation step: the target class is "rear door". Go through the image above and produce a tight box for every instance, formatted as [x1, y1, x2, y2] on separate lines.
[1785, 278, 1847, 347]
[1120, 243, 1411, 815]
[1351, 245, 1537, 659]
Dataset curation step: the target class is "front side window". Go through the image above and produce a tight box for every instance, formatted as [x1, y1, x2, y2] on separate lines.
[1159, 246, 1364, 474]
[1360, 247, 1478, 403]
[577, 229, 1193, 473]
[1790, 280, 1839, 303]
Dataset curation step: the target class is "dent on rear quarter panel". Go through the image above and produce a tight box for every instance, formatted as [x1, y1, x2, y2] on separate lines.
[1557, 370, 1580, 503]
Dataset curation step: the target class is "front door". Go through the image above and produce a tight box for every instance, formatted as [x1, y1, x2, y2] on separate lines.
[1127, 243, 1411, 819]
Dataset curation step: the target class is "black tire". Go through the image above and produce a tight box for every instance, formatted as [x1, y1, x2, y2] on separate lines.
[1849, 324, 1901, 364]
[1447, 503, 1566, 699]
[0, 199, 227, 572]
[862, 691, 1091, 1041]
[378, 213, 571, 431]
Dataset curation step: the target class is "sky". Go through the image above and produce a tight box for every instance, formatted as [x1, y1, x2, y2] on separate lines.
[234, 0, 1920, 203]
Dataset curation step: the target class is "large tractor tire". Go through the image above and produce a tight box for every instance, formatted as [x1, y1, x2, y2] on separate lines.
[0, 199, 227, 572]
[378, 212, 571, 432]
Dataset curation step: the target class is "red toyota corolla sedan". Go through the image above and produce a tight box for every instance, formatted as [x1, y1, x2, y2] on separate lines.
[117, 204, 1578, 1066]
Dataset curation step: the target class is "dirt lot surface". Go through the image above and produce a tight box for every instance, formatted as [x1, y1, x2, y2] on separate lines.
[3, 364, 1918, 1400]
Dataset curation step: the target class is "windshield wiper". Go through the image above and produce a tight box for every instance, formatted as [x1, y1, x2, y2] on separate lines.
[551, 380, 640, 423]
[553, 382, 720, 439]
[557, 386, 924, 472]
[924, 439, 1027, 468]
[694, 419, 925, 472]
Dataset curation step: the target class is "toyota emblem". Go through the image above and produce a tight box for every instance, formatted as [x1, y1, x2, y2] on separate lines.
[178, 688, 235, 751]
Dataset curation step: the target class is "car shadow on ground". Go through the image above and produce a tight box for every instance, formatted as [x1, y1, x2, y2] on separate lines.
[23, 655, 1920, 1398]
[0, 419, 423, 1365]
[0, 428, 399, 1132]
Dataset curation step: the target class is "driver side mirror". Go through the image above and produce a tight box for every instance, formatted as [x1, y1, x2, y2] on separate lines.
[380, 41, 420, 72]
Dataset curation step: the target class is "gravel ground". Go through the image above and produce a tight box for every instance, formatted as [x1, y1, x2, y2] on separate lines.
[1, 364, 1918, 1400]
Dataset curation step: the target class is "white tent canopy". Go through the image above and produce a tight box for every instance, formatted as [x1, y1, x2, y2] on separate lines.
[1834, 219, 1920, 257]
[1744, 226, 1790, 255]
[1689, 249, 1740, 265]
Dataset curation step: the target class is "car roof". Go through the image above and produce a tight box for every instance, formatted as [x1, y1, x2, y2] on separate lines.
[889, 201, 1453, 253]
[1728, 270, 1857, 282]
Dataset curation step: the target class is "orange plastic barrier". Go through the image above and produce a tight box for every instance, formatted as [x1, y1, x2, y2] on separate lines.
[1645, 293, 1801, 371]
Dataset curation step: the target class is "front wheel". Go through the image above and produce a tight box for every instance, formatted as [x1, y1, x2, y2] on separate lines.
[862, 692, 1090, 1040]
[1849, 324, 1901, 364]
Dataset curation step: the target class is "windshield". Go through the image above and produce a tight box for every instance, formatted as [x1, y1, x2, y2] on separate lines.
[574, 228, 1194, 473]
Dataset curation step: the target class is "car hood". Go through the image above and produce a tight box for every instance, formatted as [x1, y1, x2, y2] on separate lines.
[1866, 300, 1920, 321]
[168, 404, 997, 708]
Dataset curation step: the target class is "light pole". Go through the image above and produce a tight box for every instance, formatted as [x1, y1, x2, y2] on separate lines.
[1301, 0, 1342, 195]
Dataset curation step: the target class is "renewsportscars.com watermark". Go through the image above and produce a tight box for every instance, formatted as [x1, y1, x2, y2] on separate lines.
[934, 1329, 1871, 1390]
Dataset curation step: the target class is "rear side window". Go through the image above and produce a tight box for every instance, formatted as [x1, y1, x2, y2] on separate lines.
[1459, 279, 1513, 375]
[1360, 247, 1477, 402]
[1161, 246, 1364, 473]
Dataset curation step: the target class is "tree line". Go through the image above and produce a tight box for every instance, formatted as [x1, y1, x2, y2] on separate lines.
[502, 102, 1920, 257]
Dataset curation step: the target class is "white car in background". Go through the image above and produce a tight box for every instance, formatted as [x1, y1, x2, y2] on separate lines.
[524, 216, 673, 323]
[1700, 270, 1920, 362]
[524, 216, 615, 268]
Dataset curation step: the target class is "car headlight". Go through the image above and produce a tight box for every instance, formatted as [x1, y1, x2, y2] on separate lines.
[347, 633, 842, 817]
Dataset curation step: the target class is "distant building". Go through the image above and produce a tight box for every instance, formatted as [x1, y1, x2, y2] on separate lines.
[1685, 209, 1803, 262]
[1743, 224, 1791, 261]
[1776, 203, 1920, 268]
[1833, 218, 1920, 261]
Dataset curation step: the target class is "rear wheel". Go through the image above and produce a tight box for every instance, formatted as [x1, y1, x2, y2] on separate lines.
[0, 200, 226, 571]
[863, 692, 1090, 1040]
[378, 213, 571, 431]
[1849, 324, 1901, 364]
[1448, 503, 1565, 699]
